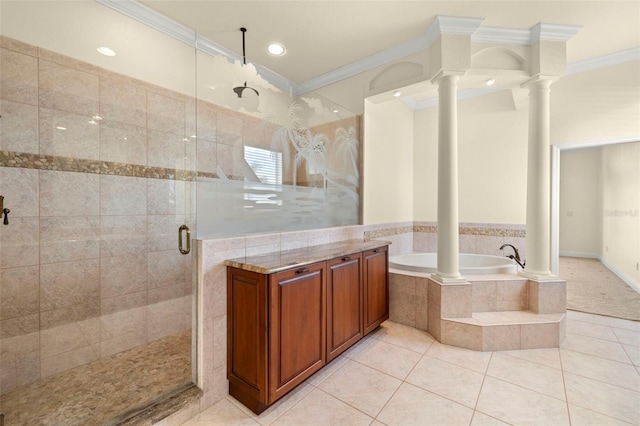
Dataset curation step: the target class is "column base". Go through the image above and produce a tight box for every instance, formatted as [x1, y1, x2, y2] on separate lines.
[431, 273, 467, 284]
[518, 270, 558, 281]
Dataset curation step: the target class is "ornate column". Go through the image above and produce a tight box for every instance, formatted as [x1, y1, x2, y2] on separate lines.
[433, 72, 465, 283]
[521, 76, 556, 280]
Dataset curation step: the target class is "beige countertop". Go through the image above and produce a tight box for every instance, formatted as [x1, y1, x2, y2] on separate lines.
[224, 239, 391, 274]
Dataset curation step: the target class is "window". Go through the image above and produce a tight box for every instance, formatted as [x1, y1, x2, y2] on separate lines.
[244, 146, 283, 185]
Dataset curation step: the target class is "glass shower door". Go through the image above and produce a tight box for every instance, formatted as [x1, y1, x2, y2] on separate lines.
[0, 1, 197, 423]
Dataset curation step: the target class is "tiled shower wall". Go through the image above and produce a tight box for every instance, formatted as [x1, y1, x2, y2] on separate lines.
[0, 36, 203, 395]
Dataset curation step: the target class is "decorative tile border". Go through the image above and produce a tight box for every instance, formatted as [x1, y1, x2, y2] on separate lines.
[364, 223, 525, 240]
[0, 150, 225, 181]
[364, 226, 413, 240]
[459, 226, 526, 238]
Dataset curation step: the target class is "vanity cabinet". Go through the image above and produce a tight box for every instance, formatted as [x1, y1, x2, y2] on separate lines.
[226, 241, 388, 414]
[268, 262, 326, 402]
[363, 246, 389, 334]
[327, 253, 363, 362]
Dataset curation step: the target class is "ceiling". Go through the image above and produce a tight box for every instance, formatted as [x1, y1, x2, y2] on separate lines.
[138, 0, 640, 89]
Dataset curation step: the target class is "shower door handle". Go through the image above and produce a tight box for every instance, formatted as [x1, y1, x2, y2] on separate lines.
[178, 225, 191, 255]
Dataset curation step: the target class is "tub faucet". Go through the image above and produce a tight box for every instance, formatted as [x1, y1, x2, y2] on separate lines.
[500, 244, 525, 268]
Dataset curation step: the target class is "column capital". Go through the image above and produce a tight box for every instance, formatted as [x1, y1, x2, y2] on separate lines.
[521, 74, 558, 89]
[431, 70, 466, 85]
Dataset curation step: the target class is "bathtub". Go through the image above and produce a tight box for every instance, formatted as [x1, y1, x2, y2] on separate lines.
[389, 252, 517, 275]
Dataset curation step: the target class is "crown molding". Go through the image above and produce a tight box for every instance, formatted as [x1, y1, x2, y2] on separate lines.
[566, 46, 640, 75]
[532, 23, 582, 43]
[98, 0, 633, 101]
[96, 0, 195, 45]
[297, 33, 430, 94]
[473, 26, 532, 45]
[435, 15, 485, 35]
[298, 16, 483, 94]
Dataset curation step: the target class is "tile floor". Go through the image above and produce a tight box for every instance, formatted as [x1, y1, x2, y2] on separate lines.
[183, 311, 640, 426]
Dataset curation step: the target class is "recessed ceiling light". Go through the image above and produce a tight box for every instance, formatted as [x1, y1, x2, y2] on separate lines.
[97, 46, 116, 57]
[267, 43, 286, 56]
[332, 109, 339, 114]
[55, 126, 67, 131]
[393, 91, 401, 97]
[485, 78, 495, 86]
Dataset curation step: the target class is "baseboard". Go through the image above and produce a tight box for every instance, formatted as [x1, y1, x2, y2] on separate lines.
[599, 257, 640, 295]
[559, 251, 599, 259]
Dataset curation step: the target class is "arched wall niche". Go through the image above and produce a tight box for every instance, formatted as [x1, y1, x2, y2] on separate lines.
[369, 61, 424, 91]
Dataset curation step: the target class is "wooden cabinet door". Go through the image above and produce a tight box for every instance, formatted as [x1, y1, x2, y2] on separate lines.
[326, 253, 363, 361]
[363, 247, 389, 334]
[269, 261, 326, 402]
[227, 267, 269, 414]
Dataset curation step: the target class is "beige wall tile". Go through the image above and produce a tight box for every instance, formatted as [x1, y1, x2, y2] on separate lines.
[196, 139, 217, 175]
[99, 120, 147, 165]
[148, 179, 187, 215]
[147, 92, 185, 135]
[100, 174, 147, 216]
[522, 322, 562, 349]
[148, 250, 190, 289]
[216, 143, 243, 179]
[40, 216, 100, 264]
[147, 214, 185, 252]
[0, 331, 39, 370]
[40, 259, 99, 311]
[1, 48, 38, 105]
[496, 280, 528, 311]
[148, 129, 187, 169]
[40, 321, 94, 359]
[147, 296, 191, 342]
[40, 170, 99, 217]
[475, 235, 505, 256]
[440, 320, 482, 351]
[99, 78, 147, 127]
[472, 280, 497, 312]
[39, 60, 99, 115]
[100, 253, 148, 299]
[0, 314, 38, 339]
[101, 215, 148, 257]
[0, 167, 38, 217]
[40, 344, 99, 378]
[0, 266, 39, 320]
[39, 108, 100, 160]
[0, 217, 39, 268]
[483, 325, 521, 351]
[196, 100, 218, 142]
[440, 284, 473, 318]
[216, 111, 242, 148]
[0, 100, 38, 152]
[101, 291, 147, 316]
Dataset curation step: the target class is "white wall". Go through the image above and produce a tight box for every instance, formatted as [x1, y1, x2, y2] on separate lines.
[363, 99, 414, 224]
[413, 90, 529, 224]
[552, 61, 640, 146]
[369, 60, 639, 228]
[559, 149, 602, 255]
[602, 142, 640, 283]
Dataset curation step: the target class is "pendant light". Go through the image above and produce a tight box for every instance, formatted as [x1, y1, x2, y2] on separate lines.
[233, 28, 259, 98]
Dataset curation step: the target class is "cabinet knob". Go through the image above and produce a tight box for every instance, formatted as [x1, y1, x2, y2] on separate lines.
[373, 249, 379, 253]
[295, 268, 310, 274]
[341, 256, 351, 262]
